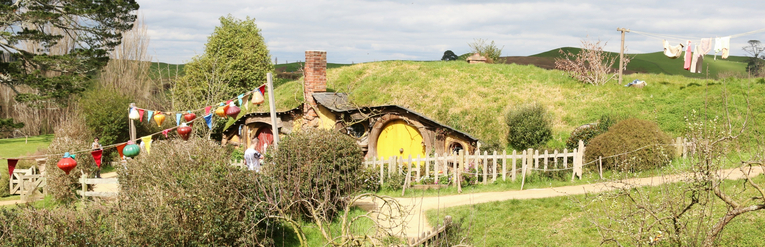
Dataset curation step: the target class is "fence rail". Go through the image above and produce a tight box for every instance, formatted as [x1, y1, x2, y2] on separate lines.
[78, 174, 119, 201]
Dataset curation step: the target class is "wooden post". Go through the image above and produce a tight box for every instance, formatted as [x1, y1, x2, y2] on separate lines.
[129, 103, 136, 142]
[682, 138, 688, 158]
[452, 152, 458, 186]
[511, 150, 517, 182]
[482, 151, 488, 185]
[527, 148, 534, 174]
[402, 155, 413, 196]
[571, 148, 578, 181]
[80, 173, 87, 204]
[502, 150, 507, 181]
[267, 73, 280, 148]
[578, 140, 585, 179]
[380, 157, 384, 186]
[521, 150, 527, 190]
[415, 154, 421, 182]
[424, 154, 429, 182]
[457, 150, 464, 194]
[543, 150, 549, 172]
[434, 153, 439, 184]
[389, 156, 394, 178]
[553, 150, 559, 169]
[675, 137, 683, 157]
[492, 150, 498, 182]
[563, 148, 569, 169]
[617, 28, 630, 85]
[598, 156, 603, 179]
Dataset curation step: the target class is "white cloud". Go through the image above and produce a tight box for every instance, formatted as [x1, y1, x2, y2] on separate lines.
[140, 0, 765, 64]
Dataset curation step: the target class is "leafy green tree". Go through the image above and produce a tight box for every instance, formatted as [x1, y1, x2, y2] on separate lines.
[0, 0, 139, 106]
[441, 50, 458, 61]
[743, 40, 764, 76]
[0, 117, 24, 133]
[174, 15, 273, 111]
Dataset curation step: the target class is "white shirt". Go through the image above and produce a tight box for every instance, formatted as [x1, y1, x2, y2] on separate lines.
[244, 148, 262, 172]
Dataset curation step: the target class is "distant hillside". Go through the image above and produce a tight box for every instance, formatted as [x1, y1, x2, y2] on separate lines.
[263, 61, 764, 148]
[150, 62, 185, 79]
[275, 62, 352, 72]
[528, 47, 750, 79]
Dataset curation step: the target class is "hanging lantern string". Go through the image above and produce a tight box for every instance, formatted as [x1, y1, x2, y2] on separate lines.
[0, 113, 209, 161]
[133, 83, 267, 114]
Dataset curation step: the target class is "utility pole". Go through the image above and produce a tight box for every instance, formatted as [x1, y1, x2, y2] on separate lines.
[266, 73, 280, 148]
[617, 27, 630, 85]
[129, 103, 136, 142]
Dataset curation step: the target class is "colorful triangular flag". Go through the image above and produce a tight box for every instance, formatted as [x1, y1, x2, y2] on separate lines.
[138, 109, 145, 122]
[204, 106, 212, 115]
[141, 136, 153, 154]
[146, 110, 154, 123]
[7, 159, 18, 176]
[237, 94, 244, 106]
[91, 150, 103, 168]
[162, 129, 170, 138]
[258, 85, 266, 96]
[204, 114, 213, 129]
[175, 113, 182, 126]
[116, 143, 127, 160]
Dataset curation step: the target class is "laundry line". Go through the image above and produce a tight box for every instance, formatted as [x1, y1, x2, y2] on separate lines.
[629, 28, 765, 42]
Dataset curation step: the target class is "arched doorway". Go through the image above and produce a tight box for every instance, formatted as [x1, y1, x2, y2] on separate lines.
[254, 127, 274, 154]
[376, 120, 425, 160]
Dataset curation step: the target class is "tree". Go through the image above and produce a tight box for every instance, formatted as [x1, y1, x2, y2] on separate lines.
[0, 117, 24, 133]
[174, 15, 273, 111]
[742, 40, 764, 76]
[0, 0, 139, 106]
[441, 50, 458, 61]
[468, 39, 503, 63]
[555, 39, 628, 86]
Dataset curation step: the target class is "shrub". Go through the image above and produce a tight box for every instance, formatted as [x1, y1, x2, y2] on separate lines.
[0, 174, 8, 197]
[468, 38, 503, 63]
[44, 117, 94, 203]
[359, 168, 381, 192]
[268, 129, 365, 220]
[566, 114, 622, 149]
[585, 118, 674, 172]
[505, 103, 553, 150]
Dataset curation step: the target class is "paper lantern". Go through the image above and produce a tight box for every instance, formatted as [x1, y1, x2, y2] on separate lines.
[123, 141, 140, 158]
[129, 107, 140, 120]
[225, 102, 240, 118]
[251, 91, 264, 105]
[57, 152, 77, 175]
[154, 112, 166, 127]
[215, 106, 227, 118]
[177, 123, 192, 140]
[184, 111, 196, 126]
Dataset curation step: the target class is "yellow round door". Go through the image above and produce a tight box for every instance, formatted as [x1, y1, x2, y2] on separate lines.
[377, 120, 425, 161]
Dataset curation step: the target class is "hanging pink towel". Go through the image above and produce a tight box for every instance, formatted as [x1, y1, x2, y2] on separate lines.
[684, 41, 692, 70]
[700, 38, 712, 54]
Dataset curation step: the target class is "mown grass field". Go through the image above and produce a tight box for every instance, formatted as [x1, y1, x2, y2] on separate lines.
[532, 47, 751, 79]
[426, 176, 765, 246]
[0, 134, 53, 176]
[266, 60, 764, 149]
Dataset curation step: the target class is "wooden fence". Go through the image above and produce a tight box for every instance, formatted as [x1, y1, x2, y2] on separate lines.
[77, 174, 119, 201]
[363, 140, 586, 188]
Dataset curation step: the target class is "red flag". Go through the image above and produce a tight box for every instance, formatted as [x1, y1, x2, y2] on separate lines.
[138, 109, 145, 122]
[91, 150, 103, 168]
[162, 129, 170, 138]
[204, 106, 212, 115]
[258, 85, 266, 96]
[116, 143, 127, 160]
[7, 159, 18, 177]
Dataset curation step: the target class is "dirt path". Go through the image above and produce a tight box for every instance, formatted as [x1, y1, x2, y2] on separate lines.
[358, 167, 764, 239]
[92, 172, 119, 193]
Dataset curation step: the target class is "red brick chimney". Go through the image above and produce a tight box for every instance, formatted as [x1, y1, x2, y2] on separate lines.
[303, 50, 327, 126]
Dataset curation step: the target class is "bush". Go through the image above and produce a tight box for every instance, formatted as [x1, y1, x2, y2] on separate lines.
[585, 118, 674, 172]
[566, 114, 622, 149]
[0, 174, 8, 197]
[468, 38, 503, 63]
[44, 117, 94, 203]
[268, 129, 365, 220]
[359, 168, 381, 192]
[505, 103, 553, 150]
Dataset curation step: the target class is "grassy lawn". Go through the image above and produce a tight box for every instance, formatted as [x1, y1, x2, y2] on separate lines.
[273, 207, 377, 246]
[425, 176, 765, 246]
[0, 134, 53, 180]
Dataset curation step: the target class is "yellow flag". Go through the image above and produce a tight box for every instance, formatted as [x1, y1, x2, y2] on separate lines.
[141, 136, 153, 154]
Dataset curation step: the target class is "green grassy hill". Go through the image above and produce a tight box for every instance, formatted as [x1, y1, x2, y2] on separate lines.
[533, 47, 750, 79]
[267, 61, 764, 149]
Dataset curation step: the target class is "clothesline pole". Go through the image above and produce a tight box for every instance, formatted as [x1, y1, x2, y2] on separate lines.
[129, 103, 137, 142]
[616, 27, 630, 85]
[267, 72, 280, 148]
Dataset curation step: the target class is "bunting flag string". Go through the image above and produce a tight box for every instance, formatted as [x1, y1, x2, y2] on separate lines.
[138, 109, 145, 122]
[204, 114, 213, 129]
[91, 150, 103, 168]
[127, 82, 268, 118]
[0, 112, 208, 161]
[146, 110, 154, 123]
[175, 113, 182, 126]
[7, 159, 18, 176]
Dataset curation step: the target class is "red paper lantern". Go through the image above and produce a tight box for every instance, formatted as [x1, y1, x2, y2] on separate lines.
[57, 152, 77, 175]
[225, 102, 240, 118]
[177, 123, 192, 140]
[184, 111, 196, 126]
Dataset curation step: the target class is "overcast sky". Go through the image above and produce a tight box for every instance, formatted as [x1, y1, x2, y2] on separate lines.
[141, 0, 765, 64]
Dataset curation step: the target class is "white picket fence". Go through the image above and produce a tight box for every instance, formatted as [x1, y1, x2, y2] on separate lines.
[363, 140, 586, 187]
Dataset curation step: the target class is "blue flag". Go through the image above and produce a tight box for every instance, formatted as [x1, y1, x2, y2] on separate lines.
[146, 110, 154, 122]
[204, 114, 213, 129]
[175, 113, 182, 126]
[237, 94, 244, 106]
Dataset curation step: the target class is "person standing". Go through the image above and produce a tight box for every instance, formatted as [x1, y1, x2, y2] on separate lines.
[92, 137, 103, 178]
[244, 138, 263, 172]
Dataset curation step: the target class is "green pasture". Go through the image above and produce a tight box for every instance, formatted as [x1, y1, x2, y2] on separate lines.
[0, 134, 53, 175]
[426, 176, 765, 246]
[265, 60, 764, 148]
